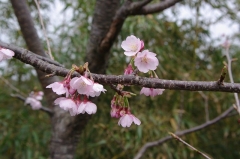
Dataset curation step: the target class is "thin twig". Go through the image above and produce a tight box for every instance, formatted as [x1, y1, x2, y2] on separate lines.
[34, 0, 54, 60]
[130, 0, 182, 15]
[134, 106, 235, 159]
[11, 93, 53, 116]
[0, 41, 63, 67]
[169, 132, 211, 159]
[224, 41, 240, 113]
[0, 76, 27, 97]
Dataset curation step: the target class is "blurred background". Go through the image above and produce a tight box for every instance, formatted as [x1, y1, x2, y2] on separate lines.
[0, 0, 240, 158]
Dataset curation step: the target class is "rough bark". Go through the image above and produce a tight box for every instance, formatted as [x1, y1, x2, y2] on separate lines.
[2, 41, 240, 94]
[86, 0, 120, 73]
[10, 0, 77, 158]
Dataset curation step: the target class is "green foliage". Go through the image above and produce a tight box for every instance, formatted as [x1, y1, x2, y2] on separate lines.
[1, 0, 240, 158]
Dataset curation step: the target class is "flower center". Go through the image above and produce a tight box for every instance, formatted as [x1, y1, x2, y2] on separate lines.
[130, 43, 137, 51]
[141, 56, 148, 63]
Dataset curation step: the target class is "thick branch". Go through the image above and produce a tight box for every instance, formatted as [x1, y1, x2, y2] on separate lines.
[2, 41, 240, 93]
[10, 1, 76, 159]
[99, 0, 180, 59]
[86, 0, 120, 73]
[130, 0, 183, 15]
[134, 106, 235, 159]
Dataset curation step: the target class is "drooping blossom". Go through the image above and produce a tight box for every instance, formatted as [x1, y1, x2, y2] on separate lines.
[46, 78, 75, 97]
[70, 76, 94, 96]
[121, 35, 143, 56]
[25, 97, 42, 110]
[47, 82, 67, 95]
[118, 109, 141, 127]
[111, 105, 121, 118]
[34, 91, 44, 100]
[0, 48, 15, 61]
[54, 97, 78, 116]
[25, 91, 44, 110]
[140, 87, 165, 97]
[78, 100, 97, 115]
[110, 96, 121, 118]
[134, 50, 159, 73]
[124, 64, 134, 75]
[90, 83, 106, 97]
[70, 76, 106, 97]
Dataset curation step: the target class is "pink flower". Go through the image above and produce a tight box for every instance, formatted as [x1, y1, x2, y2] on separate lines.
[78, 101, 97, 115]
[121, 35, 142, 56]
[46, 78, 75, 97]
[140, 40, 144, 51]
[34, 91, 44, 100]
[70, 76, 93, 96]
[110, 105, 121, 118]
[0, 48, 15, 61]
[54, 97, 77, 112]
[25, 97, 42, 110]
[140, 87, 165, 97]
[118, 113, 141, 127]
[134, 50, 159, 73]
[46, 82, 68, 95]
[124, 64, 134, 75]
[90, 83, 106, 97]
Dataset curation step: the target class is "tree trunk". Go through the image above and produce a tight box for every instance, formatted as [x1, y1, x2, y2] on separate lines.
[11, 0, 120, 158]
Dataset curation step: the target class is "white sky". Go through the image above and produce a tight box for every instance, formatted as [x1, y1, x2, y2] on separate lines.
[165, 3, 239, 46]
[0, 1, 239, 46]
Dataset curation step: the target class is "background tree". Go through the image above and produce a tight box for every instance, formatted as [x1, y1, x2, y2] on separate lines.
[0, 0, 240, 159]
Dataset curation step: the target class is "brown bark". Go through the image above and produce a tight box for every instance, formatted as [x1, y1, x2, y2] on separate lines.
[10, 0, 77, 158]
[86, 0, 120, 73]
[2, 40, 240, 94]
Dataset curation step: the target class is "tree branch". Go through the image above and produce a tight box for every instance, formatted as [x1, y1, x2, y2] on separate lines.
[99, 0, 181, 60]
[2, 41, 240, 93]
[169, 132, 212, 159]
[134, 106, 235, 159]
[11, 94, 53, 116]
[99, 0, 152, 60]
[130, 0, 183, 15]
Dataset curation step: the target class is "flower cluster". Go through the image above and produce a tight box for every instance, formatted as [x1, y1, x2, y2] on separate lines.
[110, 95, 141, 127]
[121, 35, 165, 97]
[47, 71, 106, 116]
[121, 35, 159, 73]
[0, 47, 15, 62]
[108, 35, 165, 128]
[25, 91, 44, 110]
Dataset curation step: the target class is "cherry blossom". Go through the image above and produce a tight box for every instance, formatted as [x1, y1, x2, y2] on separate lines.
[54, 97, 77, 113]
[140, 87, 165, 97]
[25, 97, 42, 110]
[121, 35, 142, 56]
[47, 78, 75, 97]
[70, 76, 93, 96]
[110, 105, 121, 118]
[46, 82, 67, 95]
[88, 83, 106, 97]
[134, 50, 159, 73]
[0, 48, 15, 61]
[70, 76, 106, 97]
[34, 91, 44, 100]
[118, 113, 141, 127]
[25, 91, 44, 110]
[78, 100, 97, 115]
